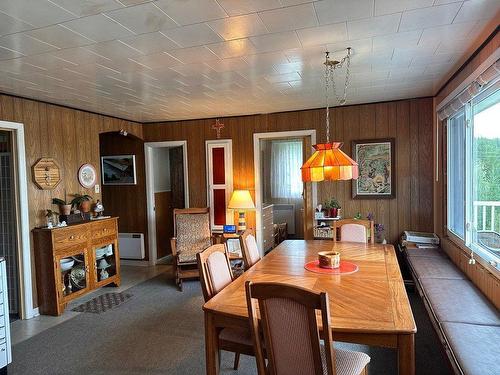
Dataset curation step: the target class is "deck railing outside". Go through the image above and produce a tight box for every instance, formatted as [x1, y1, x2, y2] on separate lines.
[474, 201, 500, 233]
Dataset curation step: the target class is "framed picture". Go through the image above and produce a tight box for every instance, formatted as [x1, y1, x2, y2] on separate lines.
[101, 155, 137, 185]
[352, 138, 395, 199]
[78, 163, 97, 189]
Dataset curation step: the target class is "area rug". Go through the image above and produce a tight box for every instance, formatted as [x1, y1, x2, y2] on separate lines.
[71, 292, 133, 314]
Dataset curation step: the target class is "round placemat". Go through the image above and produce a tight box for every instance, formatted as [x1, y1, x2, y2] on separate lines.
[304, 260, 359, 275]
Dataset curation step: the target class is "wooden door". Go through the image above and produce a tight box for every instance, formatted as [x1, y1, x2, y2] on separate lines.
[169, 146, 185, 209]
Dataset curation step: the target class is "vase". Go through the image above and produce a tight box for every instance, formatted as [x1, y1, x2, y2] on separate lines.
[330, 208, 338, 217]
[59, 204, 72, 216]
[80, 201, 91, 213]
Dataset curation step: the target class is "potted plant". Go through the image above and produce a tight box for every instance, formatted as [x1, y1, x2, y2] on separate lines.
[329, 198, 341, 218]
[374, 223, 385, 243]
[71, 194, 93, 213]
[52, 197, 72, 216]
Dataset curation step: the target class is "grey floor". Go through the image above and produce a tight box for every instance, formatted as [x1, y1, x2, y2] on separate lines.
[9, 269, 452, 375]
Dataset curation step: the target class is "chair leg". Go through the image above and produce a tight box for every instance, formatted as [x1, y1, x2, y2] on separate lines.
[360, 365, 368, 375]
[179, 278, 183, 292]
[233, 352, 240, 370]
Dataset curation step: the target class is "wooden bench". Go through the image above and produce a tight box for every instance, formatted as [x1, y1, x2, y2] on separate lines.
[403, 244, 500, 375]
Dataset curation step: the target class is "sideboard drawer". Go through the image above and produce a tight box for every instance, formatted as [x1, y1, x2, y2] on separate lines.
[53, 227, 89, 250]
[91, 220, 117, 240]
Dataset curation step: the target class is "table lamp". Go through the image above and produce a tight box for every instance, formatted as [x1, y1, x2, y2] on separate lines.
[228, 190, 255, 233]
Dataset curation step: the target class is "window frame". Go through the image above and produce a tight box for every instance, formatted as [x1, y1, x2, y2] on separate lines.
[444, 82, 500, 271]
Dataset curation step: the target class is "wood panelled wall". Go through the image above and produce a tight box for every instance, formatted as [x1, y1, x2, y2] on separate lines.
[0, 94, 142, 306]
[144, 97, 434, 245]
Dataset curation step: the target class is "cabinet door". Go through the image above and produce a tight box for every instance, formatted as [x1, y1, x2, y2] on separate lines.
[56, 249, 90, 301]
[92, 240, 119, 286]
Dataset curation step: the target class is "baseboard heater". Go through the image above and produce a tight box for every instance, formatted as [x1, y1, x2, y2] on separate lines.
[118, 233, 145, 260]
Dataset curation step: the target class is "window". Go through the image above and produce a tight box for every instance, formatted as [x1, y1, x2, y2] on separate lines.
[270, 140, 303, 199]
[446, 84, 500, 269]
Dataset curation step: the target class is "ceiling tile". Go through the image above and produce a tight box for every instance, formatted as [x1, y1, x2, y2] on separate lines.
[297, 23, 348, 47]
[120, 32, 180, 55]
[63, 14, 134, 43]
[0, 46, 23, 60]
[0, 12, 34, 36]
[314, 0, 373, 24]
[208, 14, 269, 40]
[265, 71, 301, 83]
[373, 30, 421, 50]
[155, 0, 228, 25]
[419, 21, 479, 46]
[49, 47, 108, 65]
[105, 2, 178, 34]
[347, 13, 401, 39]
[27, 25, 95, 49]
[217, 0, 282, 16]
[50, 0, 123, 17]
[399, 3, 462, 31]
[374, 0, 435, 16]
[454, 0, 500, 23]
[207, 38, 258, 59]
[167, 46, 219, 64]
[258, 4, 318, 33]
[162, 24, 223, 48]
[250, 31, 302, 53]
[84, 40, 144, 60]
[0, 33, 58, 56]
[0, 0, 75, 28]
[204, 57, 248, 73]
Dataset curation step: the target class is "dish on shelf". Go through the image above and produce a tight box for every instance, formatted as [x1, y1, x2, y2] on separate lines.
[60, 258, 75, 272]
[70, 265, 86, 289]
[97, 258, 111, 269]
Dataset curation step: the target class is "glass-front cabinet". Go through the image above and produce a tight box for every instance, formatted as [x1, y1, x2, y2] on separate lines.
[92, 240, 120, 286]
[56, 249, 90, 301]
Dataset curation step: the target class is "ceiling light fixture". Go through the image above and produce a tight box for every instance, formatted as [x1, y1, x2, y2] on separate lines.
[301, 48, 359, 182]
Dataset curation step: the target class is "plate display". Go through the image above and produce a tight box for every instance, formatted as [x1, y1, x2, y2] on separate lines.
[78, 163, 97, 189]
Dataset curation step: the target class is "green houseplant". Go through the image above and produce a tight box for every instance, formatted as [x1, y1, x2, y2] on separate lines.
[324, 198, 341, 217]
[71, 194, 93, 213]
[52, 196, 72, 216]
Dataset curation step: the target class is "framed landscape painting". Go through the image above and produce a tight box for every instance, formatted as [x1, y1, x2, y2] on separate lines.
[352, 138, 395, 199]
[101, 155, 137, 185]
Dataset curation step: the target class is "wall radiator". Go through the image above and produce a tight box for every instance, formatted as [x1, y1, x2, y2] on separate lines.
[118, 233, 145, 260]
[273, 204, 296, 235]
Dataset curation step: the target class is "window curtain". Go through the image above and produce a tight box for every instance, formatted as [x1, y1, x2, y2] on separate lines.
[270, 140, 303, 199]
[438, 58, 500, 120]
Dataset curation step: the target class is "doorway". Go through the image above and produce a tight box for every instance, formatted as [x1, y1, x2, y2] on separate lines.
[254, 130, 317, 254]
[145, 141, 189, 264]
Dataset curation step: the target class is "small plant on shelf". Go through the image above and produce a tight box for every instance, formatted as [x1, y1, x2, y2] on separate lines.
[52, 192, 72, 216]
[71, 194, 93, 213]
[324, 198, 341, 218]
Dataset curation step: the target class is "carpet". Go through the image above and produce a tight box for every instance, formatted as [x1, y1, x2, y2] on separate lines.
[71, 292, 133, 314]
[10, 274, 453, 375]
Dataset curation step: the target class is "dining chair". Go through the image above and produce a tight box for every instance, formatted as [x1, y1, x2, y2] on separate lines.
[197, 244, 254, 370]
[239, 229, 261, 269]
[171, 208, 216, 291]
[245, 281, 370, 375]
[333, 219, 374, 244]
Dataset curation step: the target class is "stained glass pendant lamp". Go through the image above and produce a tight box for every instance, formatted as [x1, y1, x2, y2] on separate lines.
[301, 48, 359, 182]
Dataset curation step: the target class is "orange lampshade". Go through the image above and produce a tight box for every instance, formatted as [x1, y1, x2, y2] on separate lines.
[301, 142, 359, 182]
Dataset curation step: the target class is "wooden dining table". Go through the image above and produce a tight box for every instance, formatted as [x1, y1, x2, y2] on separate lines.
[203, 240, 417, 375]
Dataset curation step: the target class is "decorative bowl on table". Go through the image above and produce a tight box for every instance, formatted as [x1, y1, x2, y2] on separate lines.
[60, 258, 75, 272]
[318, 251, 341, 269]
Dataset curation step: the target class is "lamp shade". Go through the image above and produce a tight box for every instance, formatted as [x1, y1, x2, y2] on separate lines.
[301, 142, 359, 182]
[228, 190, 255, 210]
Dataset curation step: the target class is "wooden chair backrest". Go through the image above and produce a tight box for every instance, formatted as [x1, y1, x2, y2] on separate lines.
[245, 281, 335, 375]
[333, 219, 374, 244]
[173, 207, 210, 237]
[197, 244, 233, 302]
[239, 229, 261, 269]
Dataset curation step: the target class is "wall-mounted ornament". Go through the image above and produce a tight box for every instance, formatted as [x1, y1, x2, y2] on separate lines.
[32, 158, 61, 190]
[212, 119, 224, 139]
[78, 163, 97, 189]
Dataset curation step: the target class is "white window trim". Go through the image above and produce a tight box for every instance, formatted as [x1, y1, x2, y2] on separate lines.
[206, 140, 233, 231]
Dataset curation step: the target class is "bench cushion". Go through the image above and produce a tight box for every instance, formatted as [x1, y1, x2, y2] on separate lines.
[407, 255, 465, 280]
[405, 247, 444, 258]
[420, 278, 500, 326]
[441, 322, 500, 375]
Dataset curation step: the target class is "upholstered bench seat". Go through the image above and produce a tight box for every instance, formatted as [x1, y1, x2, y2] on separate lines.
[405, 247, 444, 258]
[407, 255, 466, 280]
[420, 278, 500, 326]
[441, 322, 500, 375]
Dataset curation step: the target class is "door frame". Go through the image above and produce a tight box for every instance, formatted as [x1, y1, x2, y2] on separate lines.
[253, 130, 317, 254]
[144, 141, 189, 265]
[0, 121, 36, 319]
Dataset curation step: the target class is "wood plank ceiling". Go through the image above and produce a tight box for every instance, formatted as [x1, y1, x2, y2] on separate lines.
[0, 0, 498, 122]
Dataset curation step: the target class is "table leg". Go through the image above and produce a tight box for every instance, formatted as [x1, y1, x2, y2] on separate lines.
[205, 311, 220, 375]
[398, 334, 415, 375]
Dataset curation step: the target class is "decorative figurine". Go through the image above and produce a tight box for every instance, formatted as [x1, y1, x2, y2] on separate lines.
[94, 200, 104, 217]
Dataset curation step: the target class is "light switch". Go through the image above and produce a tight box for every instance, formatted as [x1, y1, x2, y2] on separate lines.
[94, 184, 100, 193]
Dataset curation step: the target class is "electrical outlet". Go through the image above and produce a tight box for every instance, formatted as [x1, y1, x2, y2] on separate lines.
[94, 184, 100, 193]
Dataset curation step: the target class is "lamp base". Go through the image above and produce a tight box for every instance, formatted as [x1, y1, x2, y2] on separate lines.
[237, 210, 246, 233]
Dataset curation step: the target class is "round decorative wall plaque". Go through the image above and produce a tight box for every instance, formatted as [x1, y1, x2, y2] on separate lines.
[78, 163, 97, 189]
[32, 158, 61, 190]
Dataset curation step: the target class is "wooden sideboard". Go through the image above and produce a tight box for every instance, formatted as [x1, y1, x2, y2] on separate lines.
[32, 217, 121, 316]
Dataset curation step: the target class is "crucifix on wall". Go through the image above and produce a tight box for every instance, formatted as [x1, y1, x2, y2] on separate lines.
[212, 119, 224, 139]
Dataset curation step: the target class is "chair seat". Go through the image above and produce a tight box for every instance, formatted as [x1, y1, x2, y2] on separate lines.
[219, 327, 253, 346]
[321, 345, 370, 375]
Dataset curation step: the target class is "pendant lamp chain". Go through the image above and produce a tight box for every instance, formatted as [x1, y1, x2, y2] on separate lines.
[324, 48, 351, 143]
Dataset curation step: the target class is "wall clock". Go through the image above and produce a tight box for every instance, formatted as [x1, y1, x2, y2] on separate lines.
[32, 158, 61, 190]
[78, 163, 97, 189]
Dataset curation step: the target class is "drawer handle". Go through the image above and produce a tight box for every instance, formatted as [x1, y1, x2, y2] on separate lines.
[69, 235, 75, 240]
[103, 228, 108, 232]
